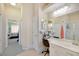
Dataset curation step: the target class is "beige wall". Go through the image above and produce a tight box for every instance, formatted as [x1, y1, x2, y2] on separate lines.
[0, 4, 3, 55]
[5, 5, 21, 21]
[51, 11, 79, 24]
[68, 11, 79, 23]
[20, 4, 33, 49]
[20, 4, 46, 53]
[0, 4, 7, 55]
[38, 5, 48, 52]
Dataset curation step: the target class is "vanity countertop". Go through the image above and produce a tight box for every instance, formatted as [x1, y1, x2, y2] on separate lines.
[48, 37, 79, 53]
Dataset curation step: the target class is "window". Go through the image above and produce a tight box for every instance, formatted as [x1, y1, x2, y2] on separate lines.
[11, 25, 19, 33]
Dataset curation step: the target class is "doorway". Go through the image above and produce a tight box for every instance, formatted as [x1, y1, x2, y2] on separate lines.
[3, 19, 23, 56]
[8, 20, 19, 44]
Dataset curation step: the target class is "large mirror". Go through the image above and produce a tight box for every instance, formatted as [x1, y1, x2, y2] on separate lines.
[45, 3, 79, 45]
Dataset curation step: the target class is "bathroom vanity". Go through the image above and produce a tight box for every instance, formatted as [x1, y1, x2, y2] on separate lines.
[48, 37, 79, 56]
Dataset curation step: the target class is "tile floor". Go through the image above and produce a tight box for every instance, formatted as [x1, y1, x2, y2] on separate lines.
[2, 39, 23, 56]
[2, 38, 48, 56]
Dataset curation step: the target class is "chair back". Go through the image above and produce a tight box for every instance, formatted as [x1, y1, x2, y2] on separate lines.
[42, 33, 49, 47]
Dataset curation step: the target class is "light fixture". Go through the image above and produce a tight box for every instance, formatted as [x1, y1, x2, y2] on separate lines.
[48, 23, 52, 27]
[53, 6, 68, 17]
[41, 19, 44, 22]
[10, 3, 16, 6]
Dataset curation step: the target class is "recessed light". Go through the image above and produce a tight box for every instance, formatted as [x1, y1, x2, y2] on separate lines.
[41, 19, 44, 22]
[10, 3, 16, 6]
[53, 6, 68, 17]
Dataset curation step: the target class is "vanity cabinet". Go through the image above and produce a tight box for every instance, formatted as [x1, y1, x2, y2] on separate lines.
[50, 43, 79, 56]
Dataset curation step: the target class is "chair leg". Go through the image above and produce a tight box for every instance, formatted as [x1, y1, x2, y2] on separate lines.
[42, 49, 49, 56]
[42, 51, 44, 53]
[42, 51, 47, 53]
[44, 52, 47, 56]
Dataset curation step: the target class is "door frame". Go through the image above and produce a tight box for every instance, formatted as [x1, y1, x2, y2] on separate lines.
[6, 19, 21, 48]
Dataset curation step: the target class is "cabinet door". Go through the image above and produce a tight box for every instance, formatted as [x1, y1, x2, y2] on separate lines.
[53, 45, 79, 56]
[53, 45, 68, 56]
[50, 42, 79, 56]
[49, 44, 55, 56]
[50, 44, 68, 56]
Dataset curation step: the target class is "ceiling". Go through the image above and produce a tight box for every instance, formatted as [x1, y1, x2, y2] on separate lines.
[43, 3, 79, 17]
[40, 3, 54, 10]
[4, 3, 22, 10]
[4, 3, 54, 11]
[4, 3, 22, 21]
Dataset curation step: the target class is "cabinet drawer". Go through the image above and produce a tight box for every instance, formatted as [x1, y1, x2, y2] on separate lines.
[50, 44, 79, 56]
[64, 48, 79, 56]
[53, 44, 68, 56]
[54, 44, 79, 56]
[54, 45, 79, 56]
[49, 44, 55, 56]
